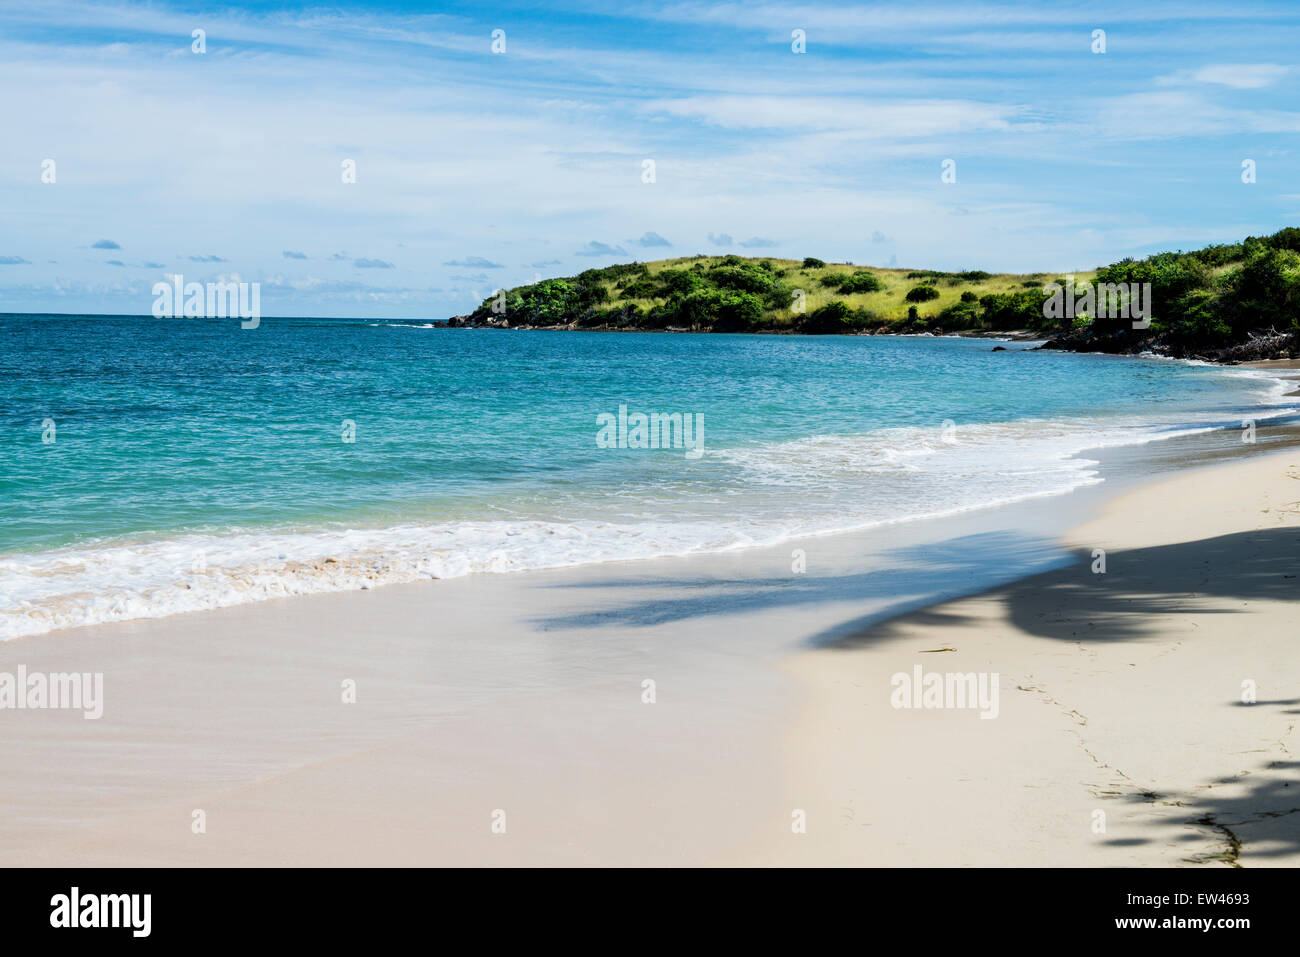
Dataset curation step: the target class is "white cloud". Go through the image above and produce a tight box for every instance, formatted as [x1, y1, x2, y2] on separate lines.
[641, 95, 1018, 135]
[1158, 63, 1292, 89]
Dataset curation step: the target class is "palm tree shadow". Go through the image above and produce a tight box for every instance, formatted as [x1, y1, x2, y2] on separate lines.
[821, 527, 1300, 650]
[530, 527, 1299, 653]
[1182, 758, 1300, 863]
[529, 530, 1071, 639]
[1099, 752, 1300, 864]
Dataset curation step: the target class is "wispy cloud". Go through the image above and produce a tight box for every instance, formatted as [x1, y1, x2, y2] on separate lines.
[1158, 63, 1292, 89]
[443, 256, 503, 268]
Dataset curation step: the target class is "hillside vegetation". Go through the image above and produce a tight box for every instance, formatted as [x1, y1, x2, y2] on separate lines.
[452, 228, 1300, 356]
[457, 255, 1076, 334]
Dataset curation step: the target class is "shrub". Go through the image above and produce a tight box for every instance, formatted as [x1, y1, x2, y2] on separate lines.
[905, 284, 941, 302]
[713, 291, 765, 331]
[708, 263, 779, 294]
[1191, 243, 1246, 267]
[619, 279, 659, 299]
[656, 268, 707, 298]
[799, 300, 857, 334]
[938, 300, 980, 328]
[802, 257, 826, 268]
[838, 270, 883, 294]
[1267, 227, 1300, 253]
[1171, 289, 1229, 343]
[979, 290, 1055, 331]
[601, 263, 650, 282]
[1221, 247, 1300, 332]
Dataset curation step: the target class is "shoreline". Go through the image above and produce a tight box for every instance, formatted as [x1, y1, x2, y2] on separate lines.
[5, 356, 1297, 642]
[2, 422, 1299, 865]
[443, 322, 1300, 365]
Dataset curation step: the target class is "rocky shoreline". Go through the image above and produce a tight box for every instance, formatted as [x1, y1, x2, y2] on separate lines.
[443, 315, 1299, 364]
[444, 315, 1045, 340]
[1037, 326, 1300, 364]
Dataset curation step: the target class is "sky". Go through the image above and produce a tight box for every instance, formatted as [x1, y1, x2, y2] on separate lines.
[1, 0, 1299, 318]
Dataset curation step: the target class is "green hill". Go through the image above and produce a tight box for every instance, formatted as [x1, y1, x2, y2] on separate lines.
[455, 255, 1074, 334]
[451, 228, 1300, 357]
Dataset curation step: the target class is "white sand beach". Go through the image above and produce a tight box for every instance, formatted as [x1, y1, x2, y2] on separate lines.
[1, 447, 1297, 867]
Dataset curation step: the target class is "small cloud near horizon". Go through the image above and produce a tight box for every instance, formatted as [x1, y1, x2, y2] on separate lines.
[576, 241, 626, 257]
[105, 259, 125, 266]
[188, 254, 227, 263]
[531, 259, 562, 267]
[635, 231, 672, 247]
[91, 239, 121, 250]
[708, 232, 733, 247]
[0, 256, 31, 265]
[871, 230, 892, 243]
[283, 250, 308, 259]
[739, 237, 777, 248]
[443, 256, 503, 268]
[355, 258, 395, 269]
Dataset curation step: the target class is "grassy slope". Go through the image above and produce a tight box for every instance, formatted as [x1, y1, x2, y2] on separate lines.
[462, 254, 1092, 331]
[629, 256, 1085, 324]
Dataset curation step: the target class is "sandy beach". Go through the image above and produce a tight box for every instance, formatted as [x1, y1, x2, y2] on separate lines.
[765, 449, 1300, 867]
[2, 439, 1297, 867]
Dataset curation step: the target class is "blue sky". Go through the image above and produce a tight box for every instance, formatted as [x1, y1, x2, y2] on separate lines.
[1, 0, 1299, 318]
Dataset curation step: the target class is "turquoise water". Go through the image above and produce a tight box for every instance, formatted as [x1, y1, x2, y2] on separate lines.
[1, 314, 1292, 638]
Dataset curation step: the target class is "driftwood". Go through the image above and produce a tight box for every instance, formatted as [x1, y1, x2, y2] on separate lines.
[1205, 328, 1300, 363]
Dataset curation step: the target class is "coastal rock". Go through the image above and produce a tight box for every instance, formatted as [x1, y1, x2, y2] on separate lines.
[1040, 327, 1299, 364]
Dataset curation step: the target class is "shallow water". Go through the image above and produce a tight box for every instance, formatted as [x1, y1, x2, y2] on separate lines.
[1, 315, 1294, 638]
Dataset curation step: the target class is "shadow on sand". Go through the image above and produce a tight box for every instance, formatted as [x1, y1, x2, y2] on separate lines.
[529, 530, 1069, 638]
[534, 525, 1300, 862]
[533, 527, 1298, 652]
[815, 526, 1299, 649]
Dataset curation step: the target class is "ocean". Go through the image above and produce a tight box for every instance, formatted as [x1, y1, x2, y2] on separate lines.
[2, 314, 1294, 640]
